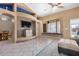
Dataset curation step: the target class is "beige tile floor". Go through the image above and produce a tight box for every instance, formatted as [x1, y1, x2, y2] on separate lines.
[0, 35, 61, 56]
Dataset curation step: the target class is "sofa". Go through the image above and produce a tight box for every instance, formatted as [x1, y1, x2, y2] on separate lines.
[58, 39, 79, 56]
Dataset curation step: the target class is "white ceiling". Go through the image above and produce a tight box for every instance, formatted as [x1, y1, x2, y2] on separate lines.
[26, 3, 79, 17]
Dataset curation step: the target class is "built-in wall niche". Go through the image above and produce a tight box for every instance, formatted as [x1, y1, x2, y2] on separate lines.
[18, 20, 36, 37]
[0, 3, 14, 11]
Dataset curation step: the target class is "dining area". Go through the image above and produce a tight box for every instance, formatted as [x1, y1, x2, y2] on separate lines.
[0, 31, 12, 41]
[0, 13, 14, 42]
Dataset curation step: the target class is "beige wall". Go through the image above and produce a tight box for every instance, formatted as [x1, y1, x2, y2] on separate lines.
[40, 7, 79, 39]
[36, 21, 43, 36]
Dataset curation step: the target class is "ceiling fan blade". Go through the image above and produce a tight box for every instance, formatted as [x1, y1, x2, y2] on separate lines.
[48, 3, 54, 7]
[48, 3, 64, 8]
[57, 6, 64, 8]
[57, 3, 62, 5]
[48, 3, 52, 5]
[57, 3, 64, 8]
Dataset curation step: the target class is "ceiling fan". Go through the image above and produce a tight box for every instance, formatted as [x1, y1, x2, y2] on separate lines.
[48, 3, 64, 8]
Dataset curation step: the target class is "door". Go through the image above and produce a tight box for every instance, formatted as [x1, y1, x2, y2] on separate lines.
[43, 24, 46, 33]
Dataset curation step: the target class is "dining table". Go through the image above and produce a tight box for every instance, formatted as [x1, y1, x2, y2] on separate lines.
[0, 31, 9, 41]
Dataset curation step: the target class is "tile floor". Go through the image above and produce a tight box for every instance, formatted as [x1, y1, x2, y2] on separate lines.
[0, 35, 63, 56]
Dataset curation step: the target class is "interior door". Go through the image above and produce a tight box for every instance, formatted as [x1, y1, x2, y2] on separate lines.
[43, 24, 46, 33]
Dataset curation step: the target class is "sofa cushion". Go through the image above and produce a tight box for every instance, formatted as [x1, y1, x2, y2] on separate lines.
[58, 43, 79, 52]
[59, 39, 78, 46]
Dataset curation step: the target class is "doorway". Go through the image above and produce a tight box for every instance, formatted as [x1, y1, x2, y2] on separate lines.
[43, 24, 46, 33]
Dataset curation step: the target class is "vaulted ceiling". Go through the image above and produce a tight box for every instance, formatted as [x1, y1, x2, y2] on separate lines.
[26, 3, 79, 17]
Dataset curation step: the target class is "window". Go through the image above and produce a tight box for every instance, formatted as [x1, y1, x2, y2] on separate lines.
[47, 20, 61, 33]
[70, 18, 79, 38]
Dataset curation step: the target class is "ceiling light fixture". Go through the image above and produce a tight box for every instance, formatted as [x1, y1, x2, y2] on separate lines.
[48, 3, 64, 8]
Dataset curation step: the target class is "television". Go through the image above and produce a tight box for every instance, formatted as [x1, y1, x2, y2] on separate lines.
[21, 21, 31, 28]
